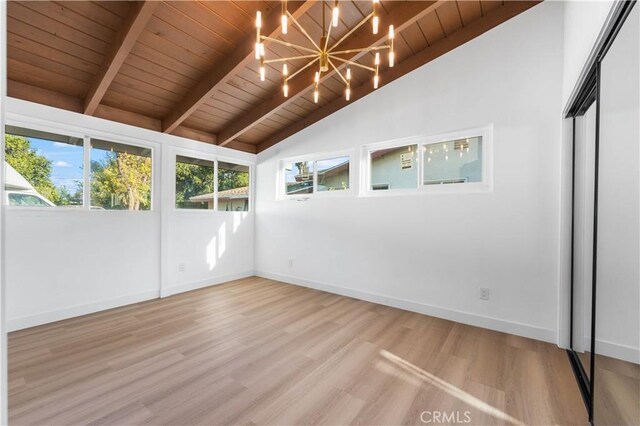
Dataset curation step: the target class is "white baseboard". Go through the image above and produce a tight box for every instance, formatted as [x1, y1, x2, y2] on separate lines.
[584, 337, 640, 364]
[255, 270, 557, 344]
[7, 290, 159, 332]
[8, 270, 256, 332]
[161, 270, 255, 298]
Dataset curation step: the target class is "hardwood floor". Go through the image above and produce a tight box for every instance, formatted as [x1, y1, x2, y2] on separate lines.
[9, 277, 587, 425]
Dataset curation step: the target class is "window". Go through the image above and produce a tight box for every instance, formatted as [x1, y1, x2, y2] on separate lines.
[285, 161, 314, 195]
[317, 156, 350, 192]
[90, 139, 152, 210]
[218, 161, 249, 211]
[369, 144, 418, 191]
[364, 126, 491, 195]
[4, 126, 84, 207]
[283, 154, 351, 197]
[175, 155, 214, 209]
[423, 137, 482, 185]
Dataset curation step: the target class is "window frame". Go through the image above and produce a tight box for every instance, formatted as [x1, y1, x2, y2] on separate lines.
[279, 149, 354, 200]
[4, 118, 158, 212]
[172, 148, 253, 213]
[361, 125, 493, 197]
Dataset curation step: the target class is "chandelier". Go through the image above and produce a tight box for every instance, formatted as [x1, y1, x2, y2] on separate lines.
[255, 0, 395, 103]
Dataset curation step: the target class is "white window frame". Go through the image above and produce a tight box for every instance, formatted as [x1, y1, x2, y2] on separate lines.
[361, 124, 493, 197]
[279, 149, 354, 200]
[3, 118, 159, 212]
[172, 148, 252, 213]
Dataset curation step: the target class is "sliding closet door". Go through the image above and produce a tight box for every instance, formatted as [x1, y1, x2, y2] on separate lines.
[593, 5, 639, 425]
[572, 104, 596, 379]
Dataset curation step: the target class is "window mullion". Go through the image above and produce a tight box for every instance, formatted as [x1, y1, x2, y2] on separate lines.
[83, 136, 91, 209]
[213, 160, 219, 211]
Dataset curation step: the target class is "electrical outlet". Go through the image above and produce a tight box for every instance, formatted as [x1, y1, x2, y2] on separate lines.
[178, 263, 185, 272]
[480, 288, 490, 300]
[288, 259, 293, 267]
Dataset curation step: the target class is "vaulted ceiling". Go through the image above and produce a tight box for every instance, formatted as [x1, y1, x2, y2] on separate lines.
[6, 0, 539, 153]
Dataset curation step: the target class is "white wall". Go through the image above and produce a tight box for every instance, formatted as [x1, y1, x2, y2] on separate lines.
[562, 0, 615, 107]
[255, 2, 565, 343]
[4, 98, 255, 331]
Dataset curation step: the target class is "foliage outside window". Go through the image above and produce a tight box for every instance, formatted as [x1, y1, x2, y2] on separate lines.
[284, 155, 350, 196]
[4, 126, 83, 207]
[90, 139, 152, 211]
[175, 155, 214, 209]
[218, 161, 249, 212]
[369, 144, 418, 191]
[423, 137, 483, 185]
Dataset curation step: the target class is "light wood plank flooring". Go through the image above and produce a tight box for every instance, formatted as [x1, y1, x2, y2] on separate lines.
[9, 277, 587, 425]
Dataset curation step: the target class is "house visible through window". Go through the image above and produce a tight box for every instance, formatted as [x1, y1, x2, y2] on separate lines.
[175, 155, 214, 210]
[317, 156, 350, 192]
[423, 136, 482, 185]
[4, 126, 84, 208]
[217, 161, 249, 211]
[284, 155, 351, 196]
[90, 139, 152, 211]
[369, 144, 418, 190]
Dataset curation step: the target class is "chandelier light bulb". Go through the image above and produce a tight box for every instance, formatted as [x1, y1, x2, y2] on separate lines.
[372, 15, 379, 34]
[254, 42, 261, 60]
[345, 85, 351, 101]
[374, 52, 380, 65]
[256, 11, 262, 28]
[332, 5, 339, 27]
[283, 82, 289, 97]
[346, 67, 351, 81]
[389, 51, 395, 67]
[389, 25, 394, 39]
[313, 88, 319, 103]
[315, 71, 320, 83]
[281, 14, 288, 34]
[283, 63, 288, 76]
[259, 61, 266, 81]
[373, 74, 379, 89]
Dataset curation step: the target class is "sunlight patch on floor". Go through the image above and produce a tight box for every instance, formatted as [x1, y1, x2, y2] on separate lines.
[380, 349, 524, 426]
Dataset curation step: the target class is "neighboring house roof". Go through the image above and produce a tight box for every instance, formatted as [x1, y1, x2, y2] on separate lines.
[4, 161, 36, 191]
[189, 186, 249, 202]
[293, 160, 349, 182]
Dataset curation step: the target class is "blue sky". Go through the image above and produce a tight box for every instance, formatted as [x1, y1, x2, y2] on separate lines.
[29, 138, 110, 191]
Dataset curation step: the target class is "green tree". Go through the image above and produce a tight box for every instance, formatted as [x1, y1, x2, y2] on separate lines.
[4, 134, 61, 204]
[91, 152, 151, 210]
[175, 162, 214, 208]
[218, 168, 249, 192]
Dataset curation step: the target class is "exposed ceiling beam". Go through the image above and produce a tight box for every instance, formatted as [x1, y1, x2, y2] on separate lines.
[256, 0, 541, 153]
[217, 0, 441, 147]
[84, 0, 158, 115]
[161, 1, 315, 134]
[8, 80, 257, 154]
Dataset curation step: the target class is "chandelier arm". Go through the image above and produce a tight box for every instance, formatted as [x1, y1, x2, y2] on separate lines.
[327, 59, 348, 85]
[330, 45, 390, 56]
[328, 12, 374, 53]
[264, 54, 318, 64]
[287, 10, 322, 52]
[324, 6, 333, 51]
[261, 35, 319, 55]
[330, 56, 375, 72]
[287, 56, 320, 81]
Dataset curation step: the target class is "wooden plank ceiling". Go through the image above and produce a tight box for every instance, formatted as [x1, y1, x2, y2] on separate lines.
[6, 0, 540, 153]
